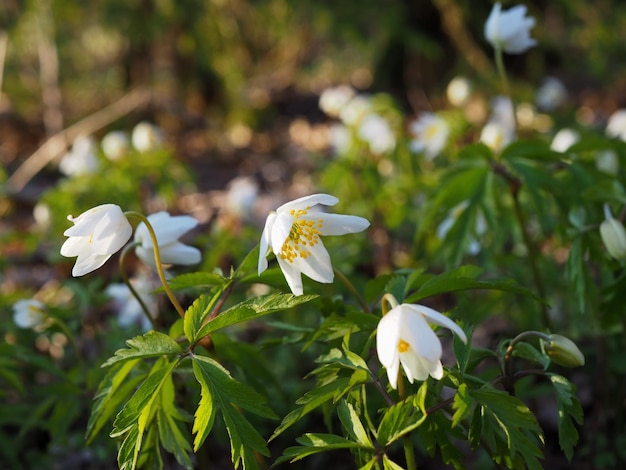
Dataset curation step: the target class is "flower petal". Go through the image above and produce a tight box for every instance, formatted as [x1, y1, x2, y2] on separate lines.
[72, 252, 112, 276]
[308, 213, 370, 236]
[403, 309, 442, 363]
[294, 239, 334, 283]
[406, 304, 467, 344]
[135, 212, 198, 248]
[270, 212, 293, 255]
[276, 256, 304, 295]
[158, 243, 202, 265]
[258, 212, 277, 275]
[277, 194, 338, 214]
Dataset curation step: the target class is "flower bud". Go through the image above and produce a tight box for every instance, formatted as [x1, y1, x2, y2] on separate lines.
[545, 334, 585, 368]
[600, 206, 626, 260]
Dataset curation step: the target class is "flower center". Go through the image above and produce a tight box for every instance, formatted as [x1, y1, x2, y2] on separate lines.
[397, 339, 410, 353]
[279, 208, 323, 263]
[425, 123, 439, 140]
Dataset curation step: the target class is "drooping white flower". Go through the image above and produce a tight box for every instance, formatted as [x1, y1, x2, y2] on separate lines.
[319, 85, 356, 118]
[60, 204, 132, 276]
[358, 113, 396, 154]
[485, 2, 536, 54]
[134, 211, 201, 270]
[376, 303, 467, 389]
[409, 113, 450, 160]
[446, 76, 472, 107]
[550, 128, 579, 153]
[13, 299, 46, 329]
[59, 135, 100, 177]
[132, 121, 163, 152]
[600, 204, 626, 261]
[258, 194, 370, 296]
[606, 109, 626, 141]
[480, 121, 514, 153]
[105, 273, 157, 332]
[101, 130, 130, 161]
[536, 77, 567, 111]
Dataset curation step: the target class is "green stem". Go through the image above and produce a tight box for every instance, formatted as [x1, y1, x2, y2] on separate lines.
[334, 268, 370, 313]
[124, 211, 186, 318]
[397, 376, 417, 470]
[503, 330, 550, 393]
[494, 45, 518, 133]
[118, 243, 158, 329]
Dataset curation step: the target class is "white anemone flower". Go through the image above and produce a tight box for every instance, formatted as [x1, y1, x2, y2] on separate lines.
[606, 109, 626, 141]
[106, 274, 157, 332]
[480, 121, 514, 153]
[550, 128, 580, 153]
[376, 303, 467, 389]
[319, 85, 356, 118]
[358, 113, 396, 154]
[258, 194, 370, 296]
[13, 299, 46, 329]
[59, 135, 100, 177]
[132, 121, 163, 152]
[596, 150, 619, 175]
[60, 204, 132, 276]
[101, 130, 130, 161]
[536, 77, 567, 111]
[409, 113, 450, 160]
[339, 95, 373, 127]
[446, 76, 472, 107]
[134, 211, 201, 270]
[485, 2, 536, 54]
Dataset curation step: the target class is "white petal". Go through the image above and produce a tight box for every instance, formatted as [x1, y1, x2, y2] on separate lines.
[270, 212, 294, 255]
[93, 212, 132, 255]
[276, 256, 304, 295]
[376, 308, 402, 368]
[72, 252, 111, 276]
[403, 309, 442, 363]
[399, 349, 431, 382]
[309, 213, 370, 236]
[294, 240, 334, 283]
[277, 194, 338, 214]
[136, 212, 198, 248]
[60, 236, 89, 257]
[258, 212, 277, 275]
[406, 304, 467, 343]
[158, 243, 201, 265]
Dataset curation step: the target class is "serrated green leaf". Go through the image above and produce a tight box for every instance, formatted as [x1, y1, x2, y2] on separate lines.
[195, 293, 317, 339]
[377, 399, 427, 446]
[337, 400, 373, 447]
[184, 285, 231, 343]
[501, 139, 561, 162]
[233, 245, 260, 279]
[274, 433, 372, 465]
[512, 342, 550, 368]
[548, 374, 583, 461]
[102, 331, 183, 368]
[157, 371, 193, 469]
[451, 383, 473, 428]
[166, 271, 228, 291]
[382, 455, 405, 470]
[405, 265, 545, 305]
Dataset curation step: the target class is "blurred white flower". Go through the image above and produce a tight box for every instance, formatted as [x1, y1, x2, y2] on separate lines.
[225, 176, 259, 218]
[59, 135, 100, 177]
[436, 200, 486, 255]
[33, 202, 51, 231]
[596, 149, 619, 175]
[327, 123, 351, 155]
[600, 205, 626, 261]
[606, 109, 626, 141]
[338, 95, 372, 126]
[480, 121, 514, 153]
[60, 204, 132, 276]
[319, 85, 355, 118]
[132, 121, 163, 152]
[491, 96, 516, 132]
[105, 274, 156, 331]
[376, 302, 467, 389]
[101, 130, 130, 161]
[446, 76, 472, 107]
[358, 113, 396, 154]
[485, 2, 536, 54]
[258, 194, 370, 296]
[13, 299, 46, 329]
[550, 128, 579, 153]
[134, 211, 201, 270]
[409, 113, 450, 160]
[536, 77, 567, 111]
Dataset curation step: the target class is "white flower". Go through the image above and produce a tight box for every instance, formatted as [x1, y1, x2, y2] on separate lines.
[60, 204, 132, 276]
[339, 95, 373, 126]
[358, 114, 396, 154]
[258, 194, 370, 295]
[319, 85, 356, 118]
[606, 109, 626, 141]
[106, 274, 157, 331]
[13, 299, 46, 329]
[485, 2, 536, 54]
[409, 113, 450, 160]
[600, 205, 626, 261]
[550, 128, 579, 153]
[101, 130, 130, 161]
[376, 303, 467, 389]
[491, 96, 516, 132]
[536, 77, 567, 111]
[134, 211, 201, 270]
[480, 121, 514, 153]
[59, 135, 100, 177]
[446, 76, 472, 107]
[327, 123, 351, 155]
[225, 177, 259, 217]
[132, 121, 163, 152]
[596, 149, 619, 175]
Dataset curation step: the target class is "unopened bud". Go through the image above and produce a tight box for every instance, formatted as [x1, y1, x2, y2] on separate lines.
[600, 205, 626, 260]
[545, 334, 585, 368]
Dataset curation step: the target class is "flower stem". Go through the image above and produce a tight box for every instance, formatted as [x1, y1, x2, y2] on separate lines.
[119, 243, 158, 329]
[124, 211, 186, 318]
[334, 267, 370, 313]
[397, 376, 417, 470]
[494, 45, 518, 133]
[503, 330, 550, 393]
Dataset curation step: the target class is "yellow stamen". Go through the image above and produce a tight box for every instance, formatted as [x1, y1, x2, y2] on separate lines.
[279, 208, 323, 263]
[397, 339, 410, 353]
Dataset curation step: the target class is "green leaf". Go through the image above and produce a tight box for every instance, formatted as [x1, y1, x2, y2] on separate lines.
[405, 265, 545, 305]
[337, 400, 373, 447]
[184, 285, 231, 344]
[512, 342, 550, 368]
[548, 374, 583, 461]
[451, 383, 473, 428]
[195, 293, 317, 339]
[86, 359, 144, 443]
[274, 433, 372, 465]
[102, 331, 183, 368]
[166, 271, 228, 291]
[192, 355, 275, 467]
[501, 139, 561, 162]
[377, 398, 427, 446]
[157, 373, 193, 469]
[382, 455, 405, 470]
